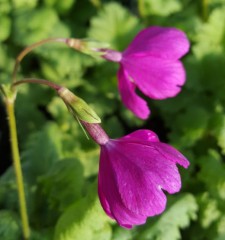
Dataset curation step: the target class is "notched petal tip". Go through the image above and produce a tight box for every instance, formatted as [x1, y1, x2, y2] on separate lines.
[155, 142, 190, 169]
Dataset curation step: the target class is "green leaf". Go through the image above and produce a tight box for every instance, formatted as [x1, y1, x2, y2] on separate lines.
[11, 0, 38, 9]
[217, 216, 225, 238]
[169, 105, 209, 148]
[112, 227, 135, 240]
[0, 167, 19, 211]
[88, 2, 142, 50]
[197, 150, 225, 200]
[198, 192, 221, 228]
[138, 0, 182, 17]
[215, 234, 225, 240]
[198, 54, 225, 100]
[30, 229, 54, 240]
[15, 85, 49, 140]
[0, 44, 14, 73]
[0, 15, 11, 41]
[193, 7, 225, 58]
[40, 48, 94, 88]
[0, 0, 11, 14]
[43, 0, 76, 14]
[21, 123, 63, 184]
[13, 7, 70, 45]
[217, 115, 225, 154]
[37, 158, 84, 212]
[28, 158, 84, 228]
[0, 210, 21, 240]
[75, 147, 100, 177]
[139, 194, 198, 240]
[54, 191, 112, 240]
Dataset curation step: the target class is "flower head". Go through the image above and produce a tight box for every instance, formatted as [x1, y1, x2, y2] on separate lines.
[57, 86, 189, 228]
[101, 26, 190, 119]
[82, 122, 189, 228]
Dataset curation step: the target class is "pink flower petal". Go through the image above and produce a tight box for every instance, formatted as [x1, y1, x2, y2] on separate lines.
[107, 140, 184, 216]
[92, 124, 190, 228]
[121, 129, 159, 142]
[123, 26, 190, 60]
[118, 66, 150, 119]
[122, 56, 186, 99]
[98, 184, 113, 218]
[99, 146, 147, 228]
[152, 142, 190, 168]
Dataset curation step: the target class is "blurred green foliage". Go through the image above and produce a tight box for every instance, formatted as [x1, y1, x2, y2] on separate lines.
[1, 0, 225, 239]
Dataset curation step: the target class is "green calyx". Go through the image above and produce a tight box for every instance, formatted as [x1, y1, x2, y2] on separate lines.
[58, 87, 101, 124]
[66, 38, 110, 57]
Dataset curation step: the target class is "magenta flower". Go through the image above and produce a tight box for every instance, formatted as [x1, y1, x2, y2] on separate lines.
[57, 87, 189, 228]
[82, 122, 189, 228]
[100, 26, 190, 119]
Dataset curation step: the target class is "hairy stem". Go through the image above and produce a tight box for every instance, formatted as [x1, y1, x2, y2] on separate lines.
[13, 78, 62, 91]
[12, 38, 67, 85]
[6, 98, 30, 239]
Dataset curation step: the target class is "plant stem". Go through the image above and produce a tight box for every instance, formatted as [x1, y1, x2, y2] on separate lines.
[12, 38, 67, 85]
[13, 78, 62, 91]
[5, 98, 30, 240]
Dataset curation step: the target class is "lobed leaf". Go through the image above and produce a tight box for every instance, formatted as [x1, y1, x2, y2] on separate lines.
[139, 194, 198, 240]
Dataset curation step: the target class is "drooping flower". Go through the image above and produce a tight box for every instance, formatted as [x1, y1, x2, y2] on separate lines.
[57, 87, 189, 228]
[99, 26, 190, 119]
[82, 122, 189, 229]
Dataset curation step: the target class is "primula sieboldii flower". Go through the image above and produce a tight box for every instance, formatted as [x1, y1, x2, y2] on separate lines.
[100, 26, 190, 119]
[57, 87, 189, 228]
[82, 122, 189, 229]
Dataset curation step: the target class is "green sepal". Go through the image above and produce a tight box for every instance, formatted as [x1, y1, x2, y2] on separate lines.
[58, 87, 101, 124]
[81, 38, 110, 56]
[66, 105, 90, 140]
[67, 38, 110, 57]
[70, 96, 101, 124]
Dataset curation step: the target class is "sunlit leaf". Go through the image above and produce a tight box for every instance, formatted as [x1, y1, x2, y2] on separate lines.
[0, 210, 21, 240]
[54, 190, 112, 240]
[138, 0, 182, 17]
[21, 123, 63, 184]
[139, 194, 198, 240]
[88, 2, 142, 50]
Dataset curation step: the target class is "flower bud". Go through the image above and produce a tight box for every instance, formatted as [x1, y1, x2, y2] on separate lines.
[58, 87, 101, 124]
[66, 38, 110, 57]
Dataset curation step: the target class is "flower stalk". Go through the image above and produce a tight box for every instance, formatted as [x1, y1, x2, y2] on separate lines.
[5, 96, 30, 239]
[12, 38, 71, 85]
[13, 78, 62, 91]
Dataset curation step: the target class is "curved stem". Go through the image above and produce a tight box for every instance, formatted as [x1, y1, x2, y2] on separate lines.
[13, 78, 62, 91]
[5, 98, 30, 239]
[12, 38, 68, 86]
